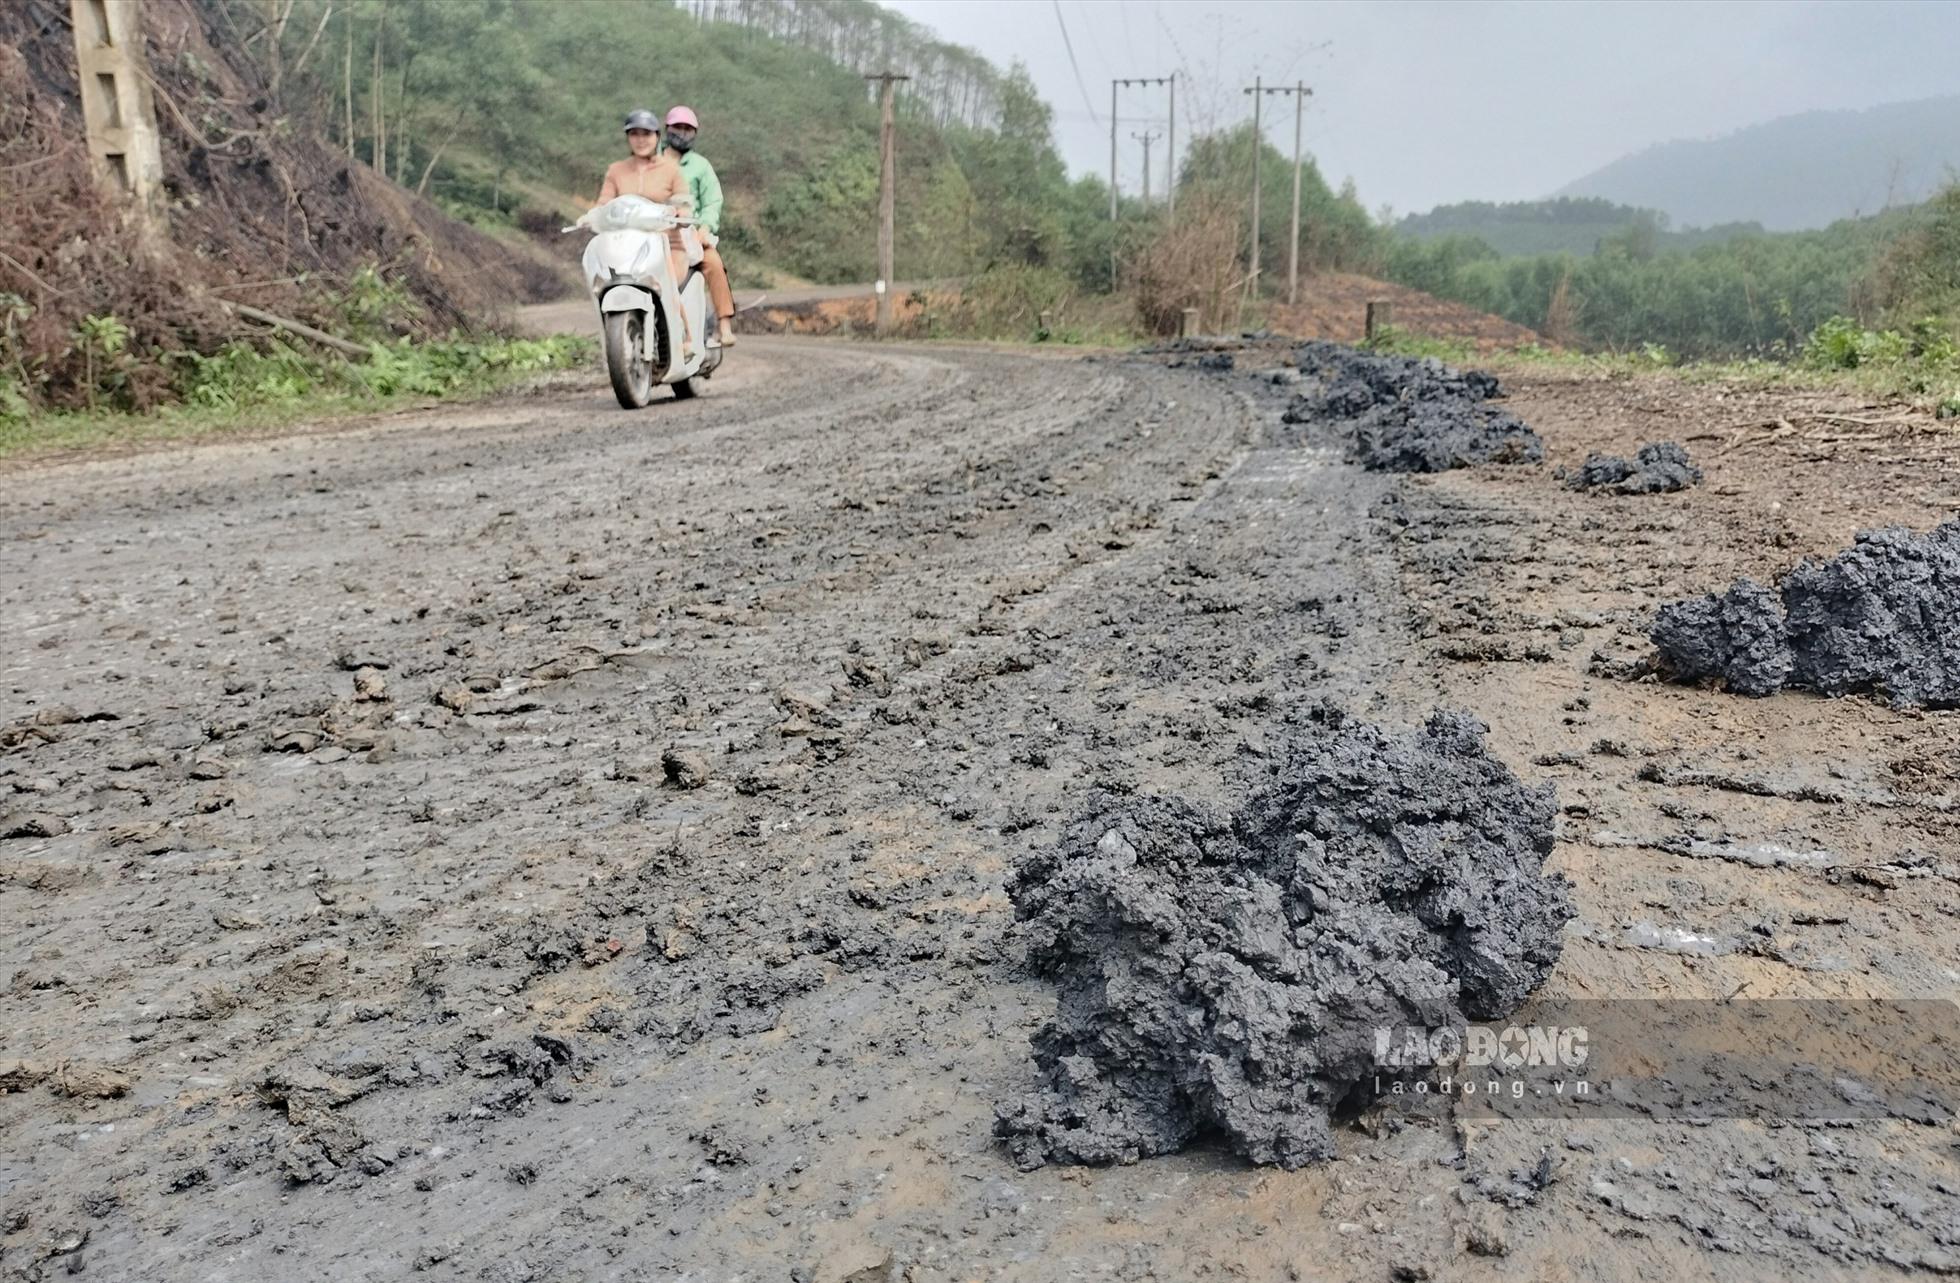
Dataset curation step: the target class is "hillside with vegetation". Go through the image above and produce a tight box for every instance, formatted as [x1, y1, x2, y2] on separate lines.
[257, 0, 1096, 286]
[257, 0, 1382, 304]
[1397, 198, 1761, 258]
[1380, 187, 1960, 366]
[1555, 95, 1960, 231]
[0, 0, 580, 430]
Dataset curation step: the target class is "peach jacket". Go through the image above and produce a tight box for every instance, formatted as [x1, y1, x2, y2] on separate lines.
[595, 153, 692, 211]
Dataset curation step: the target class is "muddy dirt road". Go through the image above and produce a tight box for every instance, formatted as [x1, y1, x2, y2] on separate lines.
[2, 338, 1957, 1282]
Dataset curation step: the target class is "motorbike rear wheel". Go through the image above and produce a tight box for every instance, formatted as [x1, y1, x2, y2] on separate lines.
[670, 375, 700, 400]
[604, 311, 652, 409]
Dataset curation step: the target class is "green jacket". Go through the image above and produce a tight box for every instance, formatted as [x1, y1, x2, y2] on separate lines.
[665, 149, 723, 236]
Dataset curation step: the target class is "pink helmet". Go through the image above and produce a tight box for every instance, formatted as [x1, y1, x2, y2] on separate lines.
[665, 106, 699, 129]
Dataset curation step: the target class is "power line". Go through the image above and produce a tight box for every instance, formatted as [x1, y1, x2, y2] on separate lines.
[1075, 0, 1116, 88]
[1144, 1, 1191, 84]
[1051, 0, 1100, 126]
[1152, 0, 1198, 89]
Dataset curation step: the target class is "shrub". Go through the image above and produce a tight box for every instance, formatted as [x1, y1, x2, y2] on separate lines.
[1803, 316, 1887, 369]
[75, 313, 132, 411]
[1125, 192, 1244, 336]
[947, 265, 1073, 339]
[331, 265, 424, 342]
[0, 375, 28, 424]
[173, 340, 319, 410]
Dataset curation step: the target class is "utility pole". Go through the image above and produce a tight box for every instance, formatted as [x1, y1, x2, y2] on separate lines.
[1132, 130, 1161, 206]
[342, 6, 355, 161]
[1269, 83, 1314, 304]
[70, 0, 168, 235]
[1243, 76, 1262, 295]
[1289, 84, 1306, 305]
[865, 71, 909, 335]
[1108, 79, 1118, 290]
[1111, 75, 1174, 286]
[1113, 80, 1168, 291]
[1166, 74, 1177, 217]
[1243, 80, 1314, 303]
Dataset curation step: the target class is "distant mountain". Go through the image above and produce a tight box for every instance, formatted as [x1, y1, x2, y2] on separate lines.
[1555, 96, 1960, 232]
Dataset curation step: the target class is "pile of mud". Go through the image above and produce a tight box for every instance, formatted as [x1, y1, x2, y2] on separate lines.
[995, 706, 1573, 1170]
[1652, 518, 1960, 706]
[0, 1, 561, 410]
[1280, 341, 1544, 472]
[1562, 441, 1702, 494]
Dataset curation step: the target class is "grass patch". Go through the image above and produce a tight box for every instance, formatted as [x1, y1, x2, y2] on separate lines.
[1366, 316, 1960, 411]
[892, 270, 1142, 346]
[0, 334, 591, 460]
[1360, 327, 1479, 364]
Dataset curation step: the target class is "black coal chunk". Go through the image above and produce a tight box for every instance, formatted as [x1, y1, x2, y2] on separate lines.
[1650, 577, 1792, 697]
[1279, 341, 1543, 473]
[1565, 441, 1702, 494]
[1782, 521, 1960, 707]
[995, 708, 1573, 1171]
[1650, 518, 1960, 707]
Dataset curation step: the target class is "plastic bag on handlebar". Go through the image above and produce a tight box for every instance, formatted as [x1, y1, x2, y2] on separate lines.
[591, 195, 675, 233]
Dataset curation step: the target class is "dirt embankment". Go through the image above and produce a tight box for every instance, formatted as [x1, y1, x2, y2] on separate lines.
[729, 273, 1543, 350]
[0, 0, 561, 410]
[0, 339, 1956, 1281]
[1267, 272, 1546, 352]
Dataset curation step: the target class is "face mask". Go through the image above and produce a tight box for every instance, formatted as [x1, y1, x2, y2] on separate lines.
[665, 130, 694, 153]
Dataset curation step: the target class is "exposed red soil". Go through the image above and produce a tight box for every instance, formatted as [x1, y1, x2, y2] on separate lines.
[1266, 271, 1547, 351]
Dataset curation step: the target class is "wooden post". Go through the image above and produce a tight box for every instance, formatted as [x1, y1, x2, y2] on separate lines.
[1180, 307, 1199, 338]
[865, 72, 909, 336]
[1366, 300, 1394, 340]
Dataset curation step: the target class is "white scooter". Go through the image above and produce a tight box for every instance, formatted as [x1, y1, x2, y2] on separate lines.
[566, 195, 722, 408]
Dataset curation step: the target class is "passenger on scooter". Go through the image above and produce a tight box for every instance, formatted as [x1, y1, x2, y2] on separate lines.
[596, 108, 697, 356]
[661, 106, 738, 348]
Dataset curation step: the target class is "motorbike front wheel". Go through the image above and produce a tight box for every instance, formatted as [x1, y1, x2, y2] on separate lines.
[603, 311, 653, 409]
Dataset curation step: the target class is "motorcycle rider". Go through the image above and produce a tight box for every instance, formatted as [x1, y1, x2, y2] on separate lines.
[660, 106, 738, 347]
[596, 108, 697, 357]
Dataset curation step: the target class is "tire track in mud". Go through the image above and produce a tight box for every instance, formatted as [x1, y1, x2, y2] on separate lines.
[285, 372, 1426, 1283]
[0, 342, 1422, 1282]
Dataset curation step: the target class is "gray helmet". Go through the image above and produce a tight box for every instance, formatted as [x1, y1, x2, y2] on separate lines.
[623, 108, 660, 133]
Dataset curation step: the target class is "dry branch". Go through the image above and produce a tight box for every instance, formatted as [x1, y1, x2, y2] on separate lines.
[226, 301, 368, 357]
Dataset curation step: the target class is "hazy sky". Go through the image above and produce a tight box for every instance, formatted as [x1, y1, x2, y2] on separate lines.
[885, 0, 1960, 217]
